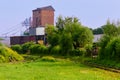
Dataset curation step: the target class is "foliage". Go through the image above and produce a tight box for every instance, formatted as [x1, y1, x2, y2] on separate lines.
[91, 20, 120, 68]
[0, 45, 24, 62]
[4, 47, 24, 61]
[10, 42, 48, 55]
[29, 44, 41, 54]
[79, 48, 86, 56]
[0, 55, 5, 63]
[11, 44, 22, 54]
[60, 33, 73, 55]
[70, 49, 83, 56]
[29, 44, 48, 55]
[46, 16, 93, 56]
[104, 37, 120, 61]
[45, 25, 60, 46]
[41, 56, 56, 62]
[21, 42, 35, 54]
[92, 27, 103, 34]
[23, 32, 29, 36]
[98, 21, 120, 60]
[22, 55, 40, 61]
[59, 17, 93, 48]
[39, 45, 48, 54]
[84, 44, 93, 57]
[89, 59, 120, 70]
[102, 23, 118, 37]
[50, 45, 61, 55]
[98, 20, 120, 62]
[98, 35, 111, 58]
[56, 16, 65, 30]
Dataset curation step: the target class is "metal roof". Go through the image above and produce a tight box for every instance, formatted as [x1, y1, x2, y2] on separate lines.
[33, 5, 55, 12]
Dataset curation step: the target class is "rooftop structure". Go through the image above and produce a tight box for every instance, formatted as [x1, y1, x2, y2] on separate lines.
[32, 6, 55, 27]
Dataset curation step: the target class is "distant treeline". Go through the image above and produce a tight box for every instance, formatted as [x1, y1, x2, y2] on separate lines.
[90, 27, 103, 35]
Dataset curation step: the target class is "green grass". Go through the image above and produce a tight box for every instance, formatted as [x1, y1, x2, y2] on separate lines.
[0, 59, 120, 80]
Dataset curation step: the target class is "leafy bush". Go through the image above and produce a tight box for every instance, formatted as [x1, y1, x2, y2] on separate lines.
[41, 56, 56, 62]
[0, 45, 24, 62]
[39, 45, 48, 55]
[80, 48, 86, 56]
[104, 37, 120, 61]
[60, 33, 73, 56]
[30, 44, 48, 55]
[5, 47, 24, 61]
[98, 35, 111, 59]
[70, 49, 83, 56]
[84, 44, 93, 57]
[11, 44, 22, 54]
[0, 55, 5, 63]
[30, 44, 41, 54]
[50, 45, 61, 55]
[22, 42, 35, 54]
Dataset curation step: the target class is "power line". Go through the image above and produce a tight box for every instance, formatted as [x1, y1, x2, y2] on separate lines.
[1, 23, 21, 35]
[1, 17, 31, 37]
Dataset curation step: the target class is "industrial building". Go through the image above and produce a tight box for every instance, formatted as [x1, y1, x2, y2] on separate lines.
[10, 5, 55, 45]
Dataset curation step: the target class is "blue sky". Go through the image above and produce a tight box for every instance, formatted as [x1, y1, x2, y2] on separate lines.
[0, 0, 120, 36]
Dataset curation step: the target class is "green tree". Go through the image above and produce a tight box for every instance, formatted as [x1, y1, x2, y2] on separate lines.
[60, 32, 73, 55]
[63, 17, 93, 48]
[57, 16, 93, 49]
[99, 20, 120, 60]
[56, 16, 65, 31]
[45, 25, 59, 47]
[102, 23, 118, 37]
[92, 27, 103, 34]
[46, 16, 94, 55]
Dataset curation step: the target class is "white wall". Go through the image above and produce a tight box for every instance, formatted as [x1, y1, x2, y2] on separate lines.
[93, 34, 103, 42]
[36, 27, 45, 35]
[29, 27, 45, 35]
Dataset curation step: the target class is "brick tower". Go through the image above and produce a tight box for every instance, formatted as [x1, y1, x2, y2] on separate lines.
[32, 6, 55, 27]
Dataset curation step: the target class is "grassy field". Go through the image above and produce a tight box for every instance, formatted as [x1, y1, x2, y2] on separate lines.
[0, 58, 120, 80]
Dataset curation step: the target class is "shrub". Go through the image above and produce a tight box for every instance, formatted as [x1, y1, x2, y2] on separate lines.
[79, 48, 86, 57]
[50, 45, 61, 55]
[104, 37, 120, 61]
[0, 46, 24, 62]
[98, 35, 111, 59]
[30, 44, 41, 54]
[5, 47, 24, 61]
[60, 33, 73, 56]
[41, 56, 56, 62]
[29, 43, 48, 55]
[0, 55, 5, 62]
[11, 44, 22, 54]
[39, 45, 48, 55]
[70, 49, 83, 56]
[84, 44, 93, 57]
[22, 42, 35, 54]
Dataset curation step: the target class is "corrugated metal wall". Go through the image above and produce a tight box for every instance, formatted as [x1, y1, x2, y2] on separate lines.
[10, 36, 36, 45]
[10, 35, 46, 45]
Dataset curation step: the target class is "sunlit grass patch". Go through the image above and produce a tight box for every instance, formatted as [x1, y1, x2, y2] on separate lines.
[0, 58, 120, 80]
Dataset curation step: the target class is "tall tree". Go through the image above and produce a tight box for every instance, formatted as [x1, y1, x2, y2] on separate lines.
[102, 23, 118, 37]
[60, 17, 93, 48]
[45, 25, 59, 46]
[46, 16, 94, 54]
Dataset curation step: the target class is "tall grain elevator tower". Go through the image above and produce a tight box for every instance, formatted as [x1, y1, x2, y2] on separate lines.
[10, 5, 55, 45]
[29, 6, 55, 36]
[32, 5, 55, 27]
